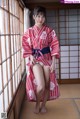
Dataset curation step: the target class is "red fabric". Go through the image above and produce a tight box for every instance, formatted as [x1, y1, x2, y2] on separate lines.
[22, 25, 60, 101]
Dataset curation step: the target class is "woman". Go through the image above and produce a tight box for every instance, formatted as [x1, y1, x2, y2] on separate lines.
[22, 6, 60, 114]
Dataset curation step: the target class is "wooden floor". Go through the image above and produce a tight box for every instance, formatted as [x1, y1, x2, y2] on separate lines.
[20, 84, 80, 119]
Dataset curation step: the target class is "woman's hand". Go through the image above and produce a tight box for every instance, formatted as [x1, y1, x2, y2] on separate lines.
[50, 55, 55, 73]
[30, 55, 36, 65]
[50, 62, 55, 73]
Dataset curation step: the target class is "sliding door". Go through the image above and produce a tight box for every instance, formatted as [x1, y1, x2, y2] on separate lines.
[47, 9, 80, 83]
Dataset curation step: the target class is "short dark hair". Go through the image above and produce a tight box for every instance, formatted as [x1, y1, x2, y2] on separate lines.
[33, 6, 46, 17]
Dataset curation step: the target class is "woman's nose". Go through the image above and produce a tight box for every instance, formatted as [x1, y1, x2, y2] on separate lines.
[39, 17, 43, 21]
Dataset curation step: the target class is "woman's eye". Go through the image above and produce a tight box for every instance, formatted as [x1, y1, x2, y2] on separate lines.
[38, 16, 40, 18]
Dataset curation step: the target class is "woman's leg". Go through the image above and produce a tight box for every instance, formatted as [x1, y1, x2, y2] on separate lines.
[40, 65, 50, 113]
[33, 63, 45, 113]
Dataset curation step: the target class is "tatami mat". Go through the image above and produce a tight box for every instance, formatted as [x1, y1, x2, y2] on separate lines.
[59, 84, 80, 98]
[74, 99, 80, 112]
[20, 84, 80, 119]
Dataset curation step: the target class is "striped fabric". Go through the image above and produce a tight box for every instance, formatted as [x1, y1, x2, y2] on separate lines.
[22, 25, 60, 101]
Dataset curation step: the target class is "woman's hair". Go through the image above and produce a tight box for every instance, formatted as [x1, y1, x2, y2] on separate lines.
[33, 6, 46, 17]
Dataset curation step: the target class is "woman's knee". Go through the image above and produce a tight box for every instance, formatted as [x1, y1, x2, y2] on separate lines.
[32, 63, 45, 93]
[37, 84, 45, 94]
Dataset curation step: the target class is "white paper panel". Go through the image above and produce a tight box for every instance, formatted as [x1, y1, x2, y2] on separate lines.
[70, 51, 78, 56]
[59, 16, 65, 21]
[61, 63, 69, 68]
[79, 62, 80, 67]
[60, 40, 66, 45]
[69, 27, 77, 33]
[0, 93, 4, 112]
[61, 46, 69, 51]
[13, 75, 15, 94]
[0, 9, 4, 34]
[12, 56, 14, 74]
[1, 36, 6, 61]
[70, 68, 78, 73]
[70, 62, 78, 67]
[69, 9, 78, 15]
[14, 54, 17, 70]
[7, 59, 10, 80]
[70, 57, 78, 62]
[5, 12, 9, 34]
[0, 66, 2, 91]
[79, 68, 80, 78]
[69, 15, 78, 21]
[2, 62, 7, 86]
[46, 10, 55, 16]
[61, 74, 69, 79]
[61, 57, 69, 62]
[59, 10, 65, 15]
[47, 23, 56, 28]
[61, 68, 69, 73]
[14, 36, 16, 52]
[6, 36, 10, 58]
[15, 72, 17, 89]
[4, 87, 8, 111]
[69, 33, 78, 39]
[47, 17, 55, 22]
[70, 74, 78, 78]
[9, 81, 12, 103]
[70, 46, 78, 50]
[61, 52, 69, 57]
[60, 28, 66, 33]
[69, 21, 77, 27]
[60, 22, 66, 27]
[11, 36, 13, 54]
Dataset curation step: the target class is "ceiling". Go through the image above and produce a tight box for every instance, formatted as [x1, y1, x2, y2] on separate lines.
[21, 0, 80, 10]
[26, 0, 59, 3]
[22, 0, 60, 9]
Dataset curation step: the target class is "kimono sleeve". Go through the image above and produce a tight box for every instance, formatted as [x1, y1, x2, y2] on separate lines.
[22, 29, 32, 58]
[48, 29, 60, 58]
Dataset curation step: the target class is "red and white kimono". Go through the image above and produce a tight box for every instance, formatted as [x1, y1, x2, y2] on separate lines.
[22, 25, 60, 101]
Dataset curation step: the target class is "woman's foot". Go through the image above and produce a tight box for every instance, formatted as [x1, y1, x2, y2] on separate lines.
[34, 104, 40, 114]
[40, 106, 47, 113]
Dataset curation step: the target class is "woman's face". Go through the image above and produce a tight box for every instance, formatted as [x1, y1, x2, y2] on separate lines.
[33, 13, 45, 27]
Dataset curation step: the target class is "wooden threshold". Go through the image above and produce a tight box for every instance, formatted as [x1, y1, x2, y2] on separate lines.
[58, 79, 80, 84]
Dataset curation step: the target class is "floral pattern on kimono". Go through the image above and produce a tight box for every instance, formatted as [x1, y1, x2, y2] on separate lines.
[22, 25, 60, 101]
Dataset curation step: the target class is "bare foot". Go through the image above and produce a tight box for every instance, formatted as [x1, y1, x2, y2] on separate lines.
[40, 106, 47, 113]
[34, 104, 40, 114]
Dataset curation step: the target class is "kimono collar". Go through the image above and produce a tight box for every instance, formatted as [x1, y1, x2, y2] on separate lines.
[33, 24, 46, 32]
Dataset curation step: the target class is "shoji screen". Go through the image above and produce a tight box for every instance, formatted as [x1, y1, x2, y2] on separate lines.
[46, 9, 80, 81]
[46, 10, 59, 80]
[0, 0, 24, 113]
[59, 9, 80, 80]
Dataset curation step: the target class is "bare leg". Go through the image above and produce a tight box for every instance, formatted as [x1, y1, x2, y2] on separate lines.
[40, 66, 50, 113]
[33, 64, 45, 114]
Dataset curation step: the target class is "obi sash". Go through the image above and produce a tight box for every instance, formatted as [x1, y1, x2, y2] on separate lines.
[32, 47, 50, 58]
